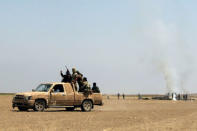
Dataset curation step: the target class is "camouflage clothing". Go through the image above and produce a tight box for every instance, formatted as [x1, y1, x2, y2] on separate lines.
[83, 81, 91, 90]
[72, 82, 78, 91]
[79, 77, 90, 92]
[72, 68, 84, 91]
[71, 68, 78, 90]
[83, 81, 92, 96]
[72, 68, 83, 82]
[79, 81, 90, 92]
[72, 73, 78, 82]
[77, 74, 83, 89]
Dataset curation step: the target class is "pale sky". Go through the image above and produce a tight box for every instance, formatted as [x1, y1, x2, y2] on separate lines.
[0, 0, 197, 94]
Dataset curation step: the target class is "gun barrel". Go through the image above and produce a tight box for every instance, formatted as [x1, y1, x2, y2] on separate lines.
[65, 65, 68, 70]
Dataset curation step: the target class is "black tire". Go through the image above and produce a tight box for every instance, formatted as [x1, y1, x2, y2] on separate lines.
[66, 107, 75, 111]
[18, 106, 28, 111]
[33, 100, 46, 112]
[81, 100, 92, 112]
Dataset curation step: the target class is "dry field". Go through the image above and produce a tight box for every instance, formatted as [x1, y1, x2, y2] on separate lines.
[1, 95, 197, 131]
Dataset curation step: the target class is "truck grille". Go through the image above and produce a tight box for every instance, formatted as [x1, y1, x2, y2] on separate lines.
[15, 95, 25, 100]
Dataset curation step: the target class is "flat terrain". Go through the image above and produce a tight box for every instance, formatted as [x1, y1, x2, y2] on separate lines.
[1, 95, 197, 131]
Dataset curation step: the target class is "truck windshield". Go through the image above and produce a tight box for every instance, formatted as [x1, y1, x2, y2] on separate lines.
[35, 84, 52, 92]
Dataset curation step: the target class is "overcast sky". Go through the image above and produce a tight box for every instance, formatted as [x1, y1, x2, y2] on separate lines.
[0, 0, 197, 94]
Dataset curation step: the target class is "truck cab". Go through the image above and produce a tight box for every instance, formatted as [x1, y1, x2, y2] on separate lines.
[12, 82, 103, 112]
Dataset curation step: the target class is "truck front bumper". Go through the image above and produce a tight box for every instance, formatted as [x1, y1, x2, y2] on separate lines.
[12, 100, 34, 108]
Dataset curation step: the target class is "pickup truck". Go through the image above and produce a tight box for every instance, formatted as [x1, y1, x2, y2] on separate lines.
[12, 82, 103, 112]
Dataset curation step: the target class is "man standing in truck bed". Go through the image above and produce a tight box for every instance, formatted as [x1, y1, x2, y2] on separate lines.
[72, 68, 84, 91]
[60, 69, 72, 83]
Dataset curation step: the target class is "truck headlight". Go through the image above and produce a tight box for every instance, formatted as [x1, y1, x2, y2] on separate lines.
[25, 96, 32, 100]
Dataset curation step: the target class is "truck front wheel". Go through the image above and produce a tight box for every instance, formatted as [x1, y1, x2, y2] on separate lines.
[81, 100, 92, 112]
[33, 100, 45, 112]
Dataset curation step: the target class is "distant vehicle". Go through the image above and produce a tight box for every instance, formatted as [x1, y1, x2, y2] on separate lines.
[12, 82, 103, 112]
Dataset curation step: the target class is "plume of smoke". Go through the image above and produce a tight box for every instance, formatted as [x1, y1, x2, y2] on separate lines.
[143, 20, 188, 94]
[133, 1, 197, 94]
[159, 62, 180, 93]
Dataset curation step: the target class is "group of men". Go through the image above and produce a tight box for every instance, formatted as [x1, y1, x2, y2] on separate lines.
[60, 66, 100, 93]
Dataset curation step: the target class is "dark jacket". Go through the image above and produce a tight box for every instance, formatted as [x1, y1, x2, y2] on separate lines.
[92, 86, 100, 93]
[61, 72, 72, 83]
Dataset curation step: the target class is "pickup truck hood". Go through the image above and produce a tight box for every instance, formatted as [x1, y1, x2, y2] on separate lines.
[16, 92, 48, 96]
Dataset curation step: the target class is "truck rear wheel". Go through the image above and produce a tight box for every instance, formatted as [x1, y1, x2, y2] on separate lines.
[33, 100, 45, 112]
[81, 100, 92, 112]
[18, 107, 28, 111]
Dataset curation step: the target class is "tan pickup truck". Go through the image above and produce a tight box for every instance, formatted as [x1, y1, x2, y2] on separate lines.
[12, 82, 103, 112]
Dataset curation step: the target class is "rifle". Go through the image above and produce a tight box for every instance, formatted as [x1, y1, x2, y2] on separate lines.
[65, 65, 69, 70]
[65, 65, 71, 75]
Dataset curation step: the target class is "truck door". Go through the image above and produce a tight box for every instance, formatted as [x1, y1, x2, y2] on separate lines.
[63, 83, 75, 106]
[50, 84, 65, 106]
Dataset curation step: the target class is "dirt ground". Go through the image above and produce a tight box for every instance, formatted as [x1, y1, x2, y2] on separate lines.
[1, 95, 197, 131]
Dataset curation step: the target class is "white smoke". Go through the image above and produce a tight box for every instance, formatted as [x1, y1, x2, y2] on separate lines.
[131, 1, 197, 94]
[142, 20, 189, 95]
[160, 62, 179, 93]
